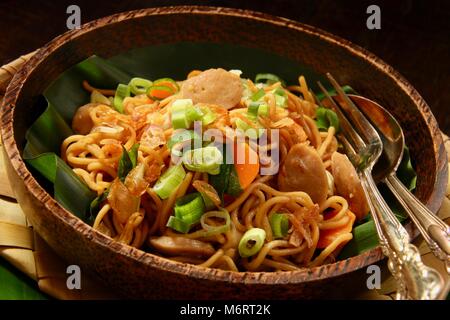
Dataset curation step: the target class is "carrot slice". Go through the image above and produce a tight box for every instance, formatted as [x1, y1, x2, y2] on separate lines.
[148, 86, 173, 100]
[317, 210, 356, 249]
[234, 142, 260, 189]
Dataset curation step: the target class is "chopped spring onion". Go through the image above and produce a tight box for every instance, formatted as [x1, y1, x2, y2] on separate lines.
[255, 73, 286, 86]
[258, 104, 269, 116]
[235, 118, 264, 139]
[273, 87, 288, 108]
[247, 101, 261, 120]
[270, 213, 290, 239]
[166, 216, 191, 233]
[182, 146, 223, 175]
[238, 228, 266, 258]
[315, 107, 340, 132]
[113, 84, 130, 113]
[167, 129, 202, 150]
[199, 106, 216, 126]
[91, 90, 111, 105]
[174, 192, 205, 224]
[153, 77, 179, 91]
[171, 99, 202, 129]
[199, 209, 231, 237]
[186, 106, 204, 122]
[129, 77, 153, 95]
[251, 88, 265, 102]
[153, 164, 186, 199]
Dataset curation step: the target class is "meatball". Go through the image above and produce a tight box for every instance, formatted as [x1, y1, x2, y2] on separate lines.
[180, 68, 242, 109]
[278, 143, 328, 204]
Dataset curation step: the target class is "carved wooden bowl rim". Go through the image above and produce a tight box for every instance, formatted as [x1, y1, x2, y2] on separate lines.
[1, 6, 447, 285]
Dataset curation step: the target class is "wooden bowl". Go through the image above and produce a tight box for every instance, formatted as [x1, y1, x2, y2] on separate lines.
[1, 6, 447, 299]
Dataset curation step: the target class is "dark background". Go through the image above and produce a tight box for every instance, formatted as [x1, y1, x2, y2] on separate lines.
[1, 0, 449, 133]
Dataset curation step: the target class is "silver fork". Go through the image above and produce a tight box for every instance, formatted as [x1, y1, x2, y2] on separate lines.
[317, 73, 445, 300]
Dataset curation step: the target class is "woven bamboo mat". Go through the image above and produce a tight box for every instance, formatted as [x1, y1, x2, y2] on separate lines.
[0, 53, 449, 300]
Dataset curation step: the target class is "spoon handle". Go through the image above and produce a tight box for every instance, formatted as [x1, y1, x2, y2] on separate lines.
[385, 174, 450, 273]
[360, 170, 444, 299]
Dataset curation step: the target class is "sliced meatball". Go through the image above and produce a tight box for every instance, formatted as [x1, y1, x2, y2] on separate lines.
[331, 152, 369, 220]
[72, 103, 98, 134]
[180, 68, 242, 109]
[149, 236, 215, 258]
[278, 143, 328, 204]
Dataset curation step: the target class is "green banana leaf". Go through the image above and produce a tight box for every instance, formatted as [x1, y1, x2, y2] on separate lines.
[9, 43, 417, 299]
[0, 258, 48, 300]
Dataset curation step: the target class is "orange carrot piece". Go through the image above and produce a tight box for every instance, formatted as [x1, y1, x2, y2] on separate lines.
[234, 142, 260, 189]
[148, 88, 172, 100]
[317, 210, 356, 249]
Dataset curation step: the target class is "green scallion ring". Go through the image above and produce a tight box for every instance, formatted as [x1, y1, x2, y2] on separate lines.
[269, 213, 290, 239]
[251, 88, 265, 102]
[238, 228, 266, 258]
[254, 73, 286, 86]
[174, 192, 205, 224]
[199, 209, 231, 237]
[113, 84, 131, 113]
[128, 77, 153, 95]
[152, 164, 186, 199]
[166, 216, 191, 233]
[153, 77, 180, 90]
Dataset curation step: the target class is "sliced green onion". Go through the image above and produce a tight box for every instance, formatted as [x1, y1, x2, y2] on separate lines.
[153, 165, 186, 199]
[174, 192, 205, 224]
[199, 209, 231, 237]
[182, 146, 223, 175]
[273, 87, 288, 108]
[315, 107, 340, 132]
[153, 77, 179, 91]
[199, 106, 217, 126]
[171, 109, 190, 129]
[113, 84, 130, 113]
[247, 101, 261, 120]
[251, 88, 265, 102]
[129, 77, 152, 95]
[238, 228, 266, 258]
[255, 73, 285, 86]
[235, 118, 264, 139]
[258, 104, 269, 116]
[270, 213, 290, 239]
[186, 106, 203, 123]
[91, 90, 111, 105]
[167, 130, 202, 150]
[171, 99, 194, 129]
[166, 216, 191, 233]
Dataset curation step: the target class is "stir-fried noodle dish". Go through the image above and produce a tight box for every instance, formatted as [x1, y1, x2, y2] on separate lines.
[61, 68, 369, 271]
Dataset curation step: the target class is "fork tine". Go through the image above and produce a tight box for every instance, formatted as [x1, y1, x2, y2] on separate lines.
[316, 81, 366, 152]
[325, 73, 382, 145]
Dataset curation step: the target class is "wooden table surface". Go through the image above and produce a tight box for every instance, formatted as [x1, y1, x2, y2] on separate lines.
[0, 0, 449, 134]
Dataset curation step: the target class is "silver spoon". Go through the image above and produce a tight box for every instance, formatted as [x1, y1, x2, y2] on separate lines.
[333, 94, 450, 274]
